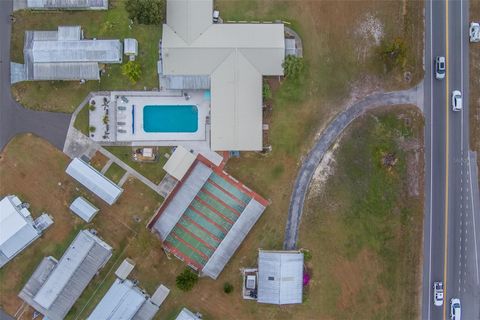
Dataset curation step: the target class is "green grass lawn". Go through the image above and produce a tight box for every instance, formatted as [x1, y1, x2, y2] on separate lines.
[74, 104, 90, 136]
[105, 146, 171, 184]
[298, 107, 424, 319]
[104, 162, 126, 184]
[11, 0, 161, 112]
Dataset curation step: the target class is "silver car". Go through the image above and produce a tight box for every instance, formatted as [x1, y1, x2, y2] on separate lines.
[433, 282, 443, 306]
[435, 56, 446, 80]
[450, 298, 461, 320]
[452, 90, 463, 112]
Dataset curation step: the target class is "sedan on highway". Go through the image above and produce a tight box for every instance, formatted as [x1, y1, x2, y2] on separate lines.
[433, 281, 444, 306]
[450, 298, 461, 320]
[452, 90, 463, 112]
[435, 56, 446, 80]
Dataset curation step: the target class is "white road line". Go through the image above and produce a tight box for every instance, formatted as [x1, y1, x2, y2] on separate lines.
[460, 0, 464, 152]
[468, 154, 480, 284]
[427, 0, 434, 318]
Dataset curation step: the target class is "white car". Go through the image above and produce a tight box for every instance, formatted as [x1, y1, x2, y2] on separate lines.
[450, 298, 461, 320]
[452, 90, 462, 112]
[433, 281, 444, 306]
[470, 22, 480, 43]
[435, 56, 446, 80]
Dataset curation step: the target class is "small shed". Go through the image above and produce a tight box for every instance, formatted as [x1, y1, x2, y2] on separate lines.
[69, 197, 99, 222]
[115, 258, 135, 280]
[151, 285, 170, 306]
[175, 308, 202, 320]
[124, 38, 138, 60]
[257, 250, 304, 305]
[162, 146, 196, 181]
[66, 158, 123, 205]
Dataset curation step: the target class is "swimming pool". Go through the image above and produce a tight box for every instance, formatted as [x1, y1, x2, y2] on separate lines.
[143, 105, 198, 133]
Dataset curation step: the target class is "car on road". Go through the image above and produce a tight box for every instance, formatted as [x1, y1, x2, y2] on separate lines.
[435, 56, 446, 80]
[450, 298, 461, 320]
[451, 90, 462, 112]
[433, 281, 444, 306]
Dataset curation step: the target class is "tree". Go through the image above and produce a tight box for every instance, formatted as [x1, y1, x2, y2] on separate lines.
[378, 37, 407, 71]
[282, 55, 305, 79]
[176, 268, 198, 292]
[223, 282, 234, 294]
[122, 61, 142, 83]
[125, 0, 165, 25]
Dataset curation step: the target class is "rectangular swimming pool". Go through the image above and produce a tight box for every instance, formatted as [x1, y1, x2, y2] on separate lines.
[143, 105, 198, 133]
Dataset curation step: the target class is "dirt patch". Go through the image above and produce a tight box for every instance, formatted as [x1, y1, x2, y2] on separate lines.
[309, 140, 341, 199]
[89, 151, 109, 171]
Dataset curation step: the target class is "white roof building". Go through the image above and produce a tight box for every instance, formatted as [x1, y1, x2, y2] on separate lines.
[87, 279, 169, 320]
[23, 26, 122, 80]
[175, 308, 202, 320]
[115, 258, 136, 280]
[0, 195, 53, 268]
[69, 196, 99, 222]
[25, 0, 108, 10]
[160, 0, 285, 151]
[66, 158, 123, 205]
[124, 38, 138, 56]
[19, 230, 113, 320]
[162, 146, 196, 181]
[257, 250, 304, 305]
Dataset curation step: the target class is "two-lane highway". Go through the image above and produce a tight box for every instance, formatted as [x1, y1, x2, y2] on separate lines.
[423, 0, 480, 319]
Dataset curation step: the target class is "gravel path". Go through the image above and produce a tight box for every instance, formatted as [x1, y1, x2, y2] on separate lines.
[283, 82, 424, 249]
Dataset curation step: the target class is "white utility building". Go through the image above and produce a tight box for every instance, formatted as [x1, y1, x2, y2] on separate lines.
[69, 196, 99, 222]
[0, 195, 53, 268]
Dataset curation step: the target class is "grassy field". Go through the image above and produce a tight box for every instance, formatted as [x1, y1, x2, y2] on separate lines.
[10, 0, 161, 113]
[0, 135, 164, 319]
[105, 146, 171, 184]
[470, 1, 480, 177]
[297, 107, 424, 319]
[74, 103, 90, 135]
[104, 162, 126, 183]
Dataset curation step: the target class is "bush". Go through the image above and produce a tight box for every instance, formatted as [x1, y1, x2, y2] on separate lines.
[89, 126, 96, 132]
[122, 61, 142, 84]
[262, 81, 272, 101]
[282, 55, 305, 80]
[176, 268, 198, 292]
[89, 104, 96, 111]
[378, 38, 407, 71]
[125, 0, 165, 25]
[223, 282, 234, 294]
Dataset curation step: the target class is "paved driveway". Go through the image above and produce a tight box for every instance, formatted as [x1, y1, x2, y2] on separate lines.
[0, 0, 71, 151]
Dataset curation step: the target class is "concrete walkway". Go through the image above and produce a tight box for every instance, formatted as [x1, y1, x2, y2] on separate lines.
[283, 82, 424, 250]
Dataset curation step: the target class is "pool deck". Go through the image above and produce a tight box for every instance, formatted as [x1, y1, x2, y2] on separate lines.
[90, 91, 209, 146]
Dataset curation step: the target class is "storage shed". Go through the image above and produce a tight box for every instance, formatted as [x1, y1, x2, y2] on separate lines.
[257, 250, 304, 305]
[162, 146, 196, 181]
[175, 308, 202, 320]
[124, 38, 138, 60]
[66, 158, 123, 205]
[69, 196, 99, 222]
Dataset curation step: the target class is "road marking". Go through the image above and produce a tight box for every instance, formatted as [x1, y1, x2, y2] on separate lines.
[427, 0, 434, 318]
[468, 154, 480, 284]
[443, 0, 450, 318]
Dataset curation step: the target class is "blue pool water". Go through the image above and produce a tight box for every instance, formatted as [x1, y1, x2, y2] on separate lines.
[143, 105, 198, 133]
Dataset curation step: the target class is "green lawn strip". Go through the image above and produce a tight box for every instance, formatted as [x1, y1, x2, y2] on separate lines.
[74, 104, 89, 136]
[11, 0, 162, 112]
[104, 162, 126, 184]
[105, 146, 170, 184]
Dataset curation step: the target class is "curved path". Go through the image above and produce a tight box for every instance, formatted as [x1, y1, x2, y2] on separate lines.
[0, 0, 71, 151]
[283, 82, 424, 250]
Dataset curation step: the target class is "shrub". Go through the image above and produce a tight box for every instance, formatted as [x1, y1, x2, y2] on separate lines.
[262, 81, 272, 101]
[301, 248, 312, 262]
[125, 0, 165, 25]
[122, 61, 142, 84]
[176, 268, 198, 292]
[378, 37, 407, 71]
[89, 104, 96, 111]
[282, 55, 305, 79]
[89, 126, 96, 132]
[102, 115, 109, 124]
[223, 282, 234, 294]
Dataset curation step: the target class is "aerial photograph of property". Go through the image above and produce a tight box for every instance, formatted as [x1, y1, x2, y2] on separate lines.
[0, 0, 479, 319]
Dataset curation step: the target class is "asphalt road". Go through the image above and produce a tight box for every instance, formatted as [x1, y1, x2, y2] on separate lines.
[0, 0, 71, 151]
[422, 0, 480, 319]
